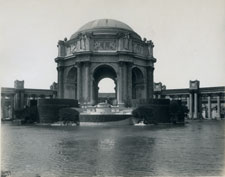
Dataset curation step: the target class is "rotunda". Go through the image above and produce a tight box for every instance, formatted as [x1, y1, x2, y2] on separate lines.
[55, 19, 156, 107]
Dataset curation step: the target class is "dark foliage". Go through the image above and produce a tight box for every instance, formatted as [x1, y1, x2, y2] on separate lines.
[132, 105, 157, 124]
[14, 106, 39, 123]
[169, 100, 187, 123]
[59, 108, 79, 125]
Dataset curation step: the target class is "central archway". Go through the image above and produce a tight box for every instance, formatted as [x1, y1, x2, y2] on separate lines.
[92, 65, 117, 105]
[98, 78, 116, 105]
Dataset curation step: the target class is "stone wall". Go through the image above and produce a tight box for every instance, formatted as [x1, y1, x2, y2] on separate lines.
[80, 114, 131, 122]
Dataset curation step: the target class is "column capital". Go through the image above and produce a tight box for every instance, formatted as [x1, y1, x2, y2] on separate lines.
[57, 66, 64, 71]
[216, 93, 222, 97]
[75, 62, 83, 68]
[118, 61, 125, 67]
[146, 65, 154, 69]
[206, 93, 212, 97]
[83, 61, 91, 67]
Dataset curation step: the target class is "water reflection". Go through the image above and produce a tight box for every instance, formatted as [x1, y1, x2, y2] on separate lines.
[1, 120, 225, 176]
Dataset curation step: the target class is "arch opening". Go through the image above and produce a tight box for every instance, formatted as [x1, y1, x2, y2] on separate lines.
[64, 67, 77, 99]
[132, 67, 144, 99]
[98, 78, 116, 105]
[92, 65, 117, 105]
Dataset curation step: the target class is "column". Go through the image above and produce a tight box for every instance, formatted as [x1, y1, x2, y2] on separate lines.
[117, 62, 124, 106]
[26, 95, 30, 106]
[186, 95, 190, 111]
[150, 67, 154, 99]
[127, 63, 132, 106]
[57, 66, 64, 98]
[20, 91, 25, 109]
[77, 63, 81, 101]
[144, 69, 148, 99]
[207, 95, 211, 119]
[189, 93, 193, 119]
[14, 90, 20, 110]
[217, 95, 221, 119]
[193, 92, 198, 119]
[90, 77, 94, 105]
[84, 62, 90, 103]
[123, 62, 127, 104]
[10, 94, 14, 119]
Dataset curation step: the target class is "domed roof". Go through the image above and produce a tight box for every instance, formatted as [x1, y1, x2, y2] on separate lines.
[70, 19, 135, 39]
[78, 19, 133, 31]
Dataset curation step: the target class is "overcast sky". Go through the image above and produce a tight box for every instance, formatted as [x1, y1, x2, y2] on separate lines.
[0, 0, 225, 91]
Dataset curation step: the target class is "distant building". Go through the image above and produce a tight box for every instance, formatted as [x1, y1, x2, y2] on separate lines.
[1, 80, 224, 119]
[1, 80, 57, 119]
[154, 81, 225, 119]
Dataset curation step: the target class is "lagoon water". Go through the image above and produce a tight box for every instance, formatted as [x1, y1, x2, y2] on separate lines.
[1, 120, 225, 176]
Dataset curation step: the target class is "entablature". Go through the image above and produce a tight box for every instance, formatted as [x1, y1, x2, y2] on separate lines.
[56, 31, 155, 60]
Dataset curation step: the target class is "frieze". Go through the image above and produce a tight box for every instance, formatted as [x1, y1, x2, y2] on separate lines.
[70, 42, 77, 53]
[93, 40, 116, 51]
[133, 43, 144, 55]
[66, 34, 91, 55]
[66, 42, 78, 55]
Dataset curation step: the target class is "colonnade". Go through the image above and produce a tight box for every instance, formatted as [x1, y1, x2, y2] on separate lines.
[1, 82, 57, 119]
[58, 61, 154, 107]
[187, 93, 221, 119]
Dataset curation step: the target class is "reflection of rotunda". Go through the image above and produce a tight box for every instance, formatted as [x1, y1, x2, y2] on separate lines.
[55, 19, 156, 107]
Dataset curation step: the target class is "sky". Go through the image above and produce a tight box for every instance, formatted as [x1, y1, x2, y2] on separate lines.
[0, 0, 225, 91]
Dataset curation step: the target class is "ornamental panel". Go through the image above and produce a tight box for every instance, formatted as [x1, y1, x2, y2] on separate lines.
[93, 40, 116, 51]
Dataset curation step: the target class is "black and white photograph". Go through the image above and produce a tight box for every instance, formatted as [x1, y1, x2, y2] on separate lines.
[1, 0, 225, 176]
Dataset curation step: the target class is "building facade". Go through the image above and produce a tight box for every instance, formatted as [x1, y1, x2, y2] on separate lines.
[1, 80, 225, 120]
[154, 80, 225, 119]
[55, 19, 156, 107]
[1, 19, 224, 120]
[1, 80, 57, 119]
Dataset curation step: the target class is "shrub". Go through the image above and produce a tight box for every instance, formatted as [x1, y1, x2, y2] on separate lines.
[169, 100, 187, 123]
[132, 105, 156, 124]
[59, 108, 79, 124]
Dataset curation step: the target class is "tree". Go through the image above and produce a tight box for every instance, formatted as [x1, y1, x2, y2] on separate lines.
[132, 105, 155, 124]
[169, 100, 186, 123]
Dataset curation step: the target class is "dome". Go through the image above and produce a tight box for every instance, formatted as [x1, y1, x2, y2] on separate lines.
[70, 19, 135, 39]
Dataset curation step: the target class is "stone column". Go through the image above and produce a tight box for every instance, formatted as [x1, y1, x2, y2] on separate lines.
[90, 77, 94, 105]
[26, 95, 30, 106]
[147, 66, 154, 99]
[77, 63, 82, 101]
[207, 95, 211, 119]
[127, 63, 132, 106]
[123, 62, 128, 104]
[20, 91, 25, 109]
[189, 93, 193, 119]
[57, 66, 64, 98]
[217, 95, 221, 119]
[84, 62, 90, 103]
[95, 80, 98, 105]
[193, 92, 198, 119]
[14, 90, 22, 110]
[186, 95, 190, 111]
[10, 94, 14, 119]
[117, 62, 124, 106]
